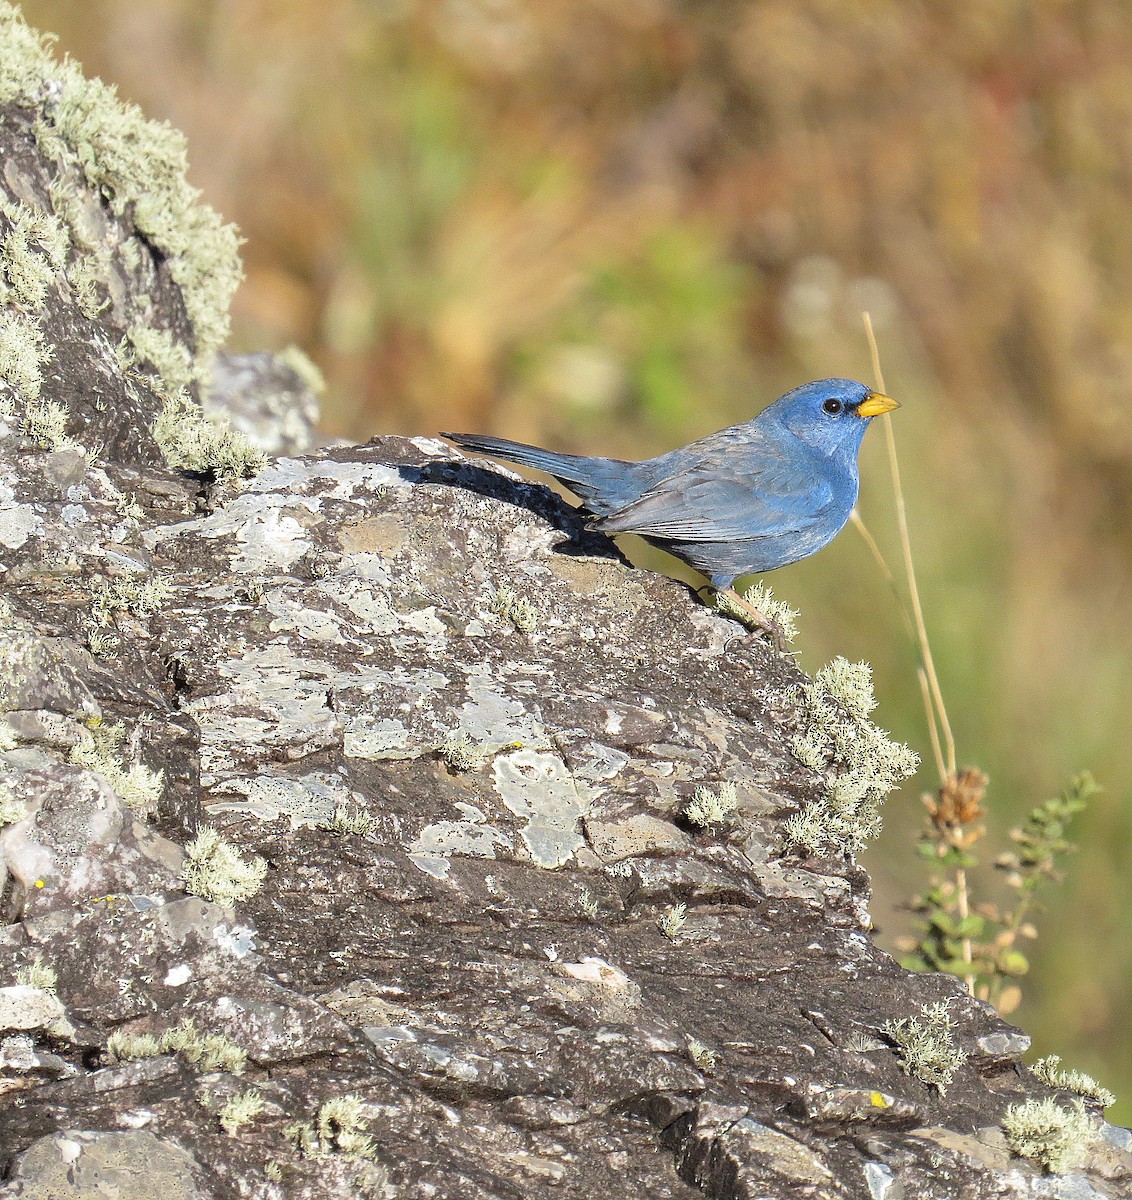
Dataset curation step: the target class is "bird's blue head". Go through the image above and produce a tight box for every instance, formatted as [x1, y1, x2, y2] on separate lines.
[764, 378, 899, 459]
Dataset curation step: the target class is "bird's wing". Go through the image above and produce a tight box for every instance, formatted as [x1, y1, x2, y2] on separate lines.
[595, 438, 836, 543]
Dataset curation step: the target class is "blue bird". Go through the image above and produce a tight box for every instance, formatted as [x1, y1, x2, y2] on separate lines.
[444, 378, 898, 640]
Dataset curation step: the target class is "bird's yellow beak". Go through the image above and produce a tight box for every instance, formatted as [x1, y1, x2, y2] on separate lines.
[856, 390, 900, 418]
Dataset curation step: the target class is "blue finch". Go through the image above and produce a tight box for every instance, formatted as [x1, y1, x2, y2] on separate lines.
[444, 378, 898, 635]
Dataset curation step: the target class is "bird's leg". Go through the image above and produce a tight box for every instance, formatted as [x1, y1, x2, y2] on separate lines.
[711, 585, 789, 652]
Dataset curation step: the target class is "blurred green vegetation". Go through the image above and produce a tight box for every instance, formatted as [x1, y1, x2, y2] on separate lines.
[22, 0, 1132, 1120]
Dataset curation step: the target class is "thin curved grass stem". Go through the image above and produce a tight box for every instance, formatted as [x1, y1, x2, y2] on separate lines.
[917, 666, 947, 786]
[863, 313, 957, 782]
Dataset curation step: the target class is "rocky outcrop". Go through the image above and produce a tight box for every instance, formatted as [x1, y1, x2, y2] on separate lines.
[1, 4, 1129, 1197]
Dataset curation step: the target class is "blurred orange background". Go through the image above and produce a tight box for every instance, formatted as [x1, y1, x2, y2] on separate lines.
[21, 0, 1132, 1119]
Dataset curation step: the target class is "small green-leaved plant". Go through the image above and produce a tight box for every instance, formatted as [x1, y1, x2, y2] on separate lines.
[883, 1000, 967, 1094]
[1001, 1097, 1097, 1174]
[899, 772, 1100, 1013]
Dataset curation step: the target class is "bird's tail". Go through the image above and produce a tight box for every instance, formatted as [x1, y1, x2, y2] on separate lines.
[441, 432, 640, 514]
[442, 433, 595, 485]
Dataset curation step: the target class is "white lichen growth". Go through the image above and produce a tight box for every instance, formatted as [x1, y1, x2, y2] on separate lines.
[883, 1000, 968, 1094]
[0, 1, 243, 362]
[1031, 1055, 1116, 1108]
[16, 958, 57, 993]
[490, 584, 538, 632]
[107, 1017, 247, 1075]
[578, 889, 601, 921]
[285, 1094, 377, 1163]
[439, 730, 490, 773]
[90, 572, 174, 626]
[321, 803, 375, 839]
[687, 1037, 718, 1072]
[715, 581, 800, 644]
[0, 783, 27, 827]
[181, 827, 267, 907]
[0, 198, 68, 310]
[657, 902, 687, 940]
[784, 657, 919, 855]
[153, 391, 267, 480]
[219, 1088, 265, 1136]
[106, 1030, 162, 1061]
[0, 310, 48, 409]
[69, 721, 164, 816]
[21, 397, 82, 452]
[123, 324, 197, 393]
[1001, 1097, 1098, 1174]
[684, 781, 739, 828]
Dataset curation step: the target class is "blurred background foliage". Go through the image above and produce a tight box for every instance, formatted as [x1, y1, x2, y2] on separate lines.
[21, 0, 1132, 1119]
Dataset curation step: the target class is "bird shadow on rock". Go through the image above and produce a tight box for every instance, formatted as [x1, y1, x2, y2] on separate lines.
[407, 456, 631, 568]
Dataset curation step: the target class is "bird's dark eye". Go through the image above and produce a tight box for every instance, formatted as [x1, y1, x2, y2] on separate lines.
[822, 398, 843, 415]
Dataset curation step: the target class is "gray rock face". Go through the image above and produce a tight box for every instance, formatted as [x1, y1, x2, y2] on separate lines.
[1, 6, 1130, 1198]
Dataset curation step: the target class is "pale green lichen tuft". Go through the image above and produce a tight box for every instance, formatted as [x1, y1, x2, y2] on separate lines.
[1001, 1097, 1098, 1174]
[153, 391, 268, 479]
[181, 826, 267, 907]
[0, 199, 68, 310]
[883, 1000, 968, 1094]
[16, 957, 57, 992]
[163, 1018, 247, 1074]
[107, 1017, 247, 1075]
[784, 657, 918, 855]
[687, 1037, 718, 1072]
[106, 1030, 162, 1061]
[219, 1088, 265, 1136]
[657, 902, 687, 940]
[439, 730, 490, 773]
[69, 720, 164, 816]
[90, 572, 174, 626]
[490, 584, 538, 632]
[0, 310, 48, 404]
[1031, 1055, 1116, 1108]
[0, 784, 27, 827]
[0, 1, 243, 363]
[21, 398, 80, 452]
[320, 803, 376, 839]
[684, 781, 739, 828]
[715, 581, 800, 644]
[285, 1094, 377, 1163]
[123, 325, 197, 393]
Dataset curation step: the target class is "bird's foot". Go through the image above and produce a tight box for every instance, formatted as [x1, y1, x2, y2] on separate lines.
[710, 587, 790, 652]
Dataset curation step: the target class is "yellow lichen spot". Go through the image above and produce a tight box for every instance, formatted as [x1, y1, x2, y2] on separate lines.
[34, 879, 45, 889]
[870, 1092, 891, 1108]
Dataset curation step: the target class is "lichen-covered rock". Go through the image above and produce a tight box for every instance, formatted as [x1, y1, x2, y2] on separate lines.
[0, 6, 1129, 1199]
